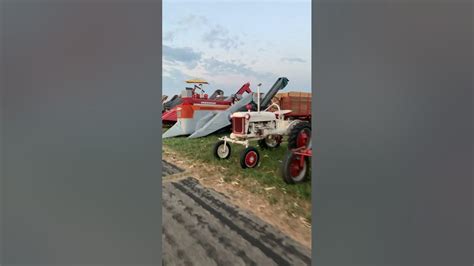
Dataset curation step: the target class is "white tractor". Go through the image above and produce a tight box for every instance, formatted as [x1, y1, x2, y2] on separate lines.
[213, 83, 305, 168]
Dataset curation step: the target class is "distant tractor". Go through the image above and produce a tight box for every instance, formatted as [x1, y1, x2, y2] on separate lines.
[213, 83, 304, 169]
[280, 121, 312, 184]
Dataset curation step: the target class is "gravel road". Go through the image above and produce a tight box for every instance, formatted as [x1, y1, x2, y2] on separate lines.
[162, 160, 311, 266]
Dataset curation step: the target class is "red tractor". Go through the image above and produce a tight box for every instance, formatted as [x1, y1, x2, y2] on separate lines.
[280, 121, 312, 184]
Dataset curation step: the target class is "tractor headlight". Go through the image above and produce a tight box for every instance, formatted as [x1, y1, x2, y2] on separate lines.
[245, 114, 251, 120]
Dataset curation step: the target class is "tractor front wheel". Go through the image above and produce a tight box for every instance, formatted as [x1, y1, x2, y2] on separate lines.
[240, 147, 260, 169]
[281, 151, 310, 184]
[213, 140, 231, 159]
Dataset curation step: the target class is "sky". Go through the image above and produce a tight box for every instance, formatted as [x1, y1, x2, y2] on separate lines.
[163, 0, 311, 96]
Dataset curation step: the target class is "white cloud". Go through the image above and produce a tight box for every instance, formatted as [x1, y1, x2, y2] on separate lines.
[202, 57, 273, 79]
[281, 57, 307, 63]
[163, 45, 201, 69]
[202, 25, 242, 51]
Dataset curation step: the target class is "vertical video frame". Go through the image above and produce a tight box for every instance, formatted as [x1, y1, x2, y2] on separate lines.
[162, 1, 312, 265]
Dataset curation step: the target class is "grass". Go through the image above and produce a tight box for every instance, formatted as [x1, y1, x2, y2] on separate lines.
[163, 129, 312, 220]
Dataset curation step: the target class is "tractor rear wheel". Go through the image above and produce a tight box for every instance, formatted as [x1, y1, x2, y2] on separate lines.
[281, 151, 310, 184]
[240, 147, 260, 169]
[288, 121, 311, 150]
[258, 134, 282, 149]
[213, 140, 231, 159]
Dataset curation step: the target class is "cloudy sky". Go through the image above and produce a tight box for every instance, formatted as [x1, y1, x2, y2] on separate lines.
[163, 0, 311, 96]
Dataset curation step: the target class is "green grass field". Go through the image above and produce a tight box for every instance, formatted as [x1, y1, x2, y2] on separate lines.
[163, 130, 312, 220]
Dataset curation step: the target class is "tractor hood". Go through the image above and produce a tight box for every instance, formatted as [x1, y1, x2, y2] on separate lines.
[232, 111, 276, 122]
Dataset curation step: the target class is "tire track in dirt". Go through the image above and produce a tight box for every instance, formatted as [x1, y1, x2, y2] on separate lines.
[162, 160, 184, 176]
[163, 183, 268, 265]
[172, 179, 311, 265]
[162, 226, 194, 266]
[165, 189, 258, 266]
[163, 147, 312, 248]
[162, 166, 311, 265]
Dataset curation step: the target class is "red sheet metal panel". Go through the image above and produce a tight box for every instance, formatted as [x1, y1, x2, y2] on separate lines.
[232, 117, 245, 134]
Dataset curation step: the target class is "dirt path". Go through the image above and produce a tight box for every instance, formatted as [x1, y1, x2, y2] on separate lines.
[162, 159, 311, 265]
[163, 147, 312, 249]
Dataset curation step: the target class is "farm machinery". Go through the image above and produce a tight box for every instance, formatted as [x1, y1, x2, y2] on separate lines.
[213, 79, 310, 169]
[280, 121, 312, 183]
[162, 79, 212, 125]
[162, 80, 252, 130]
[163, 77, 291, 139]
[188, 77, 289, 139]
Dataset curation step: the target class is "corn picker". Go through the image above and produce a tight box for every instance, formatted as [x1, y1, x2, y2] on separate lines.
[212, 81, 308, 169]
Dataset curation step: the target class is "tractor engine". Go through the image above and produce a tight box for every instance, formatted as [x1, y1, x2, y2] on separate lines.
[231, 111, 277, 138]
[250, 120, 277, 136]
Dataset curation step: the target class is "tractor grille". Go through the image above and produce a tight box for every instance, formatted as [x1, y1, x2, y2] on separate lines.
[232, 117, 245, 134]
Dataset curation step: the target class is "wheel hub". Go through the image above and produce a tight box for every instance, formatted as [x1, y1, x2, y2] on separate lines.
[218, 145, 228, 157]
[297, 130, 310, 148]
[289, 155, 307, 181]
[245, 151, 257, 167]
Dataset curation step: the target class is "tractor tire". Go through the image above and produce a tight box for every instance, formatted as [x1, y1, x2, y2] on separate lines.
[240, 146, 260, 169]
[258, 135, 282, 149]
[213, 140, 231, 159]
[288, 121, 311, 150]
[281, 151, 310, 184]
